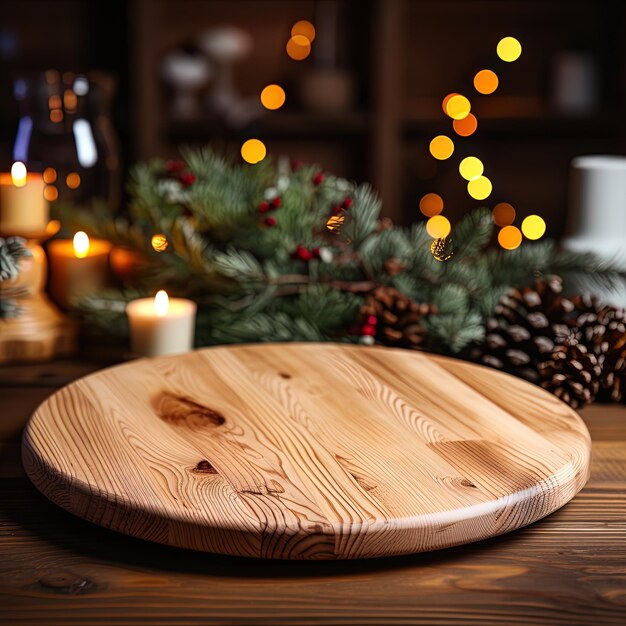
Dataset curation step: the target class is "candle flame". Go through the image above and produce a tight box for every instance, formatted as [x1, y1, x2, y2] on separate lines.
[154, 290, 169, 317]
[11, 161, 27, 187]
[73, 231, 90, 258]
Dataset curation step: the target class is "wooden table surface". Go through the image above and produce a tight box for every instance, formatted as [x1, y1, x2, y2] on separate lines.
[1, 356, 626, 625]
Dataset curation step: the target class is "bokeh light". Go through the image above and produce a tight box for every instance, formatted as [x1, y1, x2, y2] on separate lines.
[241, 138, 267, 164]
[441, 93, 459, 114]
[445, 94, 471, 120]
[426, 215, 451, 238]
[493, 202, 516, 226]
[151, 233, 169, 252]
[66, 172, 81, 189]
[497, 36, 522, 62]
[429, 135, 454, 160]
[474, 69, 499, 94]
[286, 35, 311, 60]
[521, 215, 546, 240]
[498, 225, 523, 250]
[260, 84, 286, 110]
[453, 113, 478, 137]
[467, 176, 492, 200]
[419, 193, 444, 217]
[43, 167, 57, 184]
[459, 156, 484, 181]
[43, 185, 58, 201]
[50, 109, 63, 123]
[291, 20, 315, 42]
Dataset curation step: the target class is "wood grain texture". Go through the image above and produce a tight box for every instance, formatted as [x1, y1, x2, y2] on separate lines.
[21, 343, 591, 560]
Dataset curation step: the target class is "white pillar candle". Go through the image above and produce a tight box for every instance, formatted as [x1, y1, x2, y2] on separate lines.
[564, 155, 626, 305]
[126, 290, 196, 357]
[0, 162, 49, 236]
[47, 232, 112, 309]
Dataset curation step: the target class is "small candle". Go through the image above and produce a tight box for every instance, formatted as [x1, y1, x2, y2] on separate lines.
[126, 290, 197, 357]
[0, 162, 49, 236]
[48, 231, 112, 308]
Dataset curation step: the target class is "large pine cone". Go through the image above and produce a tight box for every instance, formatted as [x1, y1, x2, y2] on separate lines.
[575, 299, 626, 402]
[476, 276, 577, 383]
[538, 339, 602, 409]
[360, 286, 432, 349]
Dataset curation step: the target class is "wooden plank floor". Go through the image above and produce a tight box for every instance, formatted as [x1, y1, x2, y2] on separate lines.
[1, 358, 625, 625]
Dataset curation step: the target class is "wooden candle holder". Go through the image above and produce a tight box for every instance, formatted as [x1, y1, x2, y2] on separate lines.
[0, 222, 77, 364]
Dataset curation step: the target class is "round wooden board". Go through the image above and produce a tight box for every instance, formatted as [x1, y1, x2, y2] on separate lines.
[22, 343, 591, 560]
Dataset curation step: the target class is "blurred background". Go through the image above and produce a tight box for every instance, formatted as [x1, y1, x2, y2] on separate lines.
[1, 0, 625, 233]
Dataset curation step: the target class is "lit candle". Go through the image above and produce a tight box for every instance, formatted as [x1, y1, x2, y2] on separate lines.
[126, 290, 196, 357]
[0, 162, 49, 236]
[47, 231, 112, 308]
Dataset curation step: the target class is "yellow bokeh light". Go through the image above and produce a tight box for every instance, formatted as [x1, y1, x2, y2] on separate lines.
[498, 225, 523, 250]
[497, 36, 522, 62]
[43, 185, 58, 201]
[467, 176, 492, 200]
[151, 233, 169, 252]
[286, 35, 311, 61]
[493, 202, 516, 226]
[241, 138, 267, 164]
[453, 113, 478, 137]
[43, 167, 57, 184]
[66, 172, 81, 189]
[291, 20, 315, 42]
[429, 135, 454, 160]
[474, 69, 499, 94]
[441, 93, 459, 114]
[260, 84, 286, 110]
[521, 214, 546, 240]
[459, 156, 484, 181]
[419, 193, 444, 217]
[426, 215, 451, 239]
[445, 95, 471, 120]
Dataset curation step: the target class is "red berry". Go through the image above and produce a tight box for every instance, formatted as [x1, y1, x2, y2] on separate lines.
[258, 201, 270, 213]
[311, 247, 321, 258]
[179, 173, 196, 186]
[270, 197, 282, 209]
[293, 245, 313, 261]
[366, 315, 378, 326]
[342, 197, 353, 209]
[166, 159, 185, 173]
[264, 216, 277, 227]
[312, 172, 325, 185]
[361, 324, 376, 336]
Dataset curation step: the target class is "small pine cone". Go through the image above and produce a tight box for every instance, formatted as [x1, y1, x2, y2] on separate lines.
[360, 286, 433, 349]
[538, 340, 602, 409]
[583, 304, 626, 402]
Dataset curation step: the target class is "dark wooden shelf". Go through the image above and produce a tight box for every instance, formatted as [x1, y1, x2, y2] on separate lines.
[166, 111, 371, 142]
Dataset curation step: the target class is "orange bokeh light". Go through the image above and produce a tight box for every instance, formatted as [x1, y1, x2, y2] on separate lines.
[474, 69, 499, 95]
[260, 84, 286, 110]
[429, 135, 454, 160]
[286, 35, 311, 61]
[493, 202, 516, 226]
[66, 172, 81, 189]
[498, 225, 523, 250]
[43, 185, 58, 201]
[291, 20, 315, 42]
[442, 93, 459, 115]
[452, 113, 478, 137]
[419, 193, 444, 217]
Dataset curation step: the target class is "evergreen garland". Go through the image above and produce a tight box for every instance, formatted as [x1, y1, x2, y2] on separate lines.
[60, 147, 624, 356]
